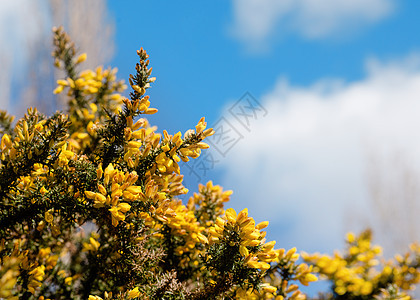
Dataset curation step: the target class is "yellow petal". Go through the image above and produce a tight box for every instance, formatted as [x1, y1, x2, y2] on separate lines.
[118, 202, 131, 213]
[239, 245, 249, 257]
[225, 208, 237, 224]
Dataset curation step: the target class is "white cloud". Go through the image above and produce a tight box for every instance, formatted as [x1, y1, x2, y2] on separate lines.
[230, 0, 395, 51]
[219, 53, 420, 253]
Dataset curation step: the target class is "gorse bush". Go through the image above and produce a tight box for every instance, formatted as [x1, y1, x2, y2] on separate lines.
[303, 230, 420, 300]
[0, 27, 419, 300]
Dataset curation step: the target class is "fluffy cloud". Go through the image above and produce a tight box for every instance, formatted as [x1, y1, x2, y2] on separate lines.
[219, 54, 420, 253]
[230, 0, 395, 51]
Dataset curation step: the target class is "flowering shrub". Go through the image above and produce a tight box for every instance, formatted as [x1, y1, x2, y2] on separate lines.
[0, 27, 315, 300]
[303, 230, 420, 300]
[0, 27, 419, 300]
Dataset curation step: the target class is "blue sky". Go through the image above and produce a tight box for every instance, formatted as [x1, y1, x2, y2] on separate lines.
[2, 0, 420, 295]
[109, 0, 420, 133]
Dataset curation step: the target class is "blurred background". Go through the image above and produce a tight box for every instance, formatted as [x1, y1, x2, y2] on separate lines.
[1, 0, 420, 295]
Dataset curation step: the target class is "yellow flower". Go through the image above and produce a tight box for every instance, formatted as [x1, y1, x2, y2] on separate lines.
[57, 79, 68, 86]
[195, 117, 206, 134]
[40, 186, 48, 195]
[64, 276, 73, 285]
[225, 208, 237, 224]
[45, 211, 53, 223]
[299, 272, 318, 286]
[347, 232, 355, 243]
[28, 265, 45, 294]
[83, 237, 100, 252]
[239, 245, 249, 257]
[109, 202, 131, 226]
[127, 287, 141, 299]
[53, 85, 64, 94]
[260, 283, 277, 293]
[75, 53, 87, 64]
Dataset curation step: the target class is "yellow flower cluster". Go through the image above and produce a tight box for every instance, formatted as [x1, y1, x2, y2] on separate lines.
[166, 199, 208, 255]
[209, 208, 276, 268]
[238, 247, 317, 300]
[0, 247, 20, 299]
[155, 118, 214, 175]
[393, 244, 420, 291]
[235, 282, 280, 299]
[122, 115, 214, 177]
[204, 207, 317, 299]
[123, 117, 158, 166]
[151, 172, 189, 199]
[82, 234, 101, 253]
[56, 142, 76, 167]
[0, 240, 55, 298]
[0, 133, 13, 160]
[27, 265, 46, 294]
[303, 230, 420, 298]
[88, 286, 141, 300]
[53, 52, 126, 154]
[54, 66, 124, 98]
[179, 118, 215, 161]
[84, 164, 141, 226]
[37, 247, 59, 271]
[5, 163, 49, 211]
[0, 108, 48, 162]
[68, 103, 99, 150]
[187, 180, 232, 225]
[124, 90, 157, 116]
